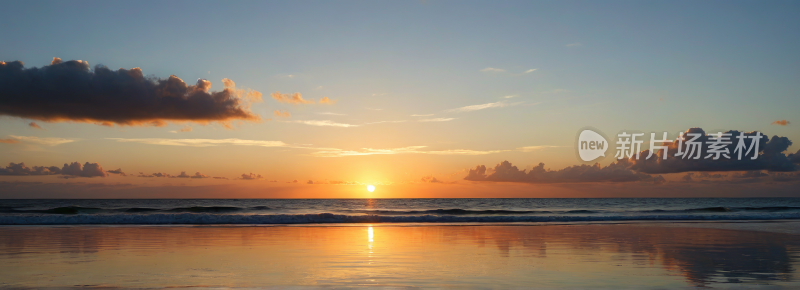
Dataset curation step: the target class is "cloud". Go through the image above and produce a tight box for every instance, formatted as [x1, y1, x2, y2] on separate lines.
[523, 69, 537, 74]
[0, 138, 19, 144]
[60, 162, 107, 177]
[420, 175, 442, 183]
[445, 101, 517, 113]
[106, 168, 127, 176]
[317, 112, 346, 116]
[274, 110, 291, 118]
[288, 117, 454, 127]
[175, 171, 209, 179]
[29, 122, 43, 130]
[566, 42, 582, 47]
[9, 135, 75, 146]
[517, 146, 562, 152]
[411, 114, 434, 117]
[108, 138, 287, 147]
[772, 120, 790, 126]
[0, 162, 61, 175]
[418, 118, 456, 122]
[465, 160, 651, 183]
[270, 92, 314, 104]
[0, 58, 262, 127]
[239, 173, 262, 180]
[310, 146, 506, 157]
[138, 172, 172, 178]
[169, 126, 192, 133]
[480, 67, 506, 73]
[790, 149, 800, 164]
[284, 120, 360, 127]
[213, 176, 228, 180]
[319, 97, 335, 104]
[628, 128, 796, 173]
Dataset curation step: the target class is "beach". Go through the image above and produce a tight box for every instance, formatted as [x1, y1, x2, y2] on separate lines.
[1, 221, 799, 289]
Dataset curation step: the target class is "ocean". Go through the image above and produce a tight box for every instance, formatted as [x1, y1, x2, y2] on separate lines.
[2, 198, 800, 225]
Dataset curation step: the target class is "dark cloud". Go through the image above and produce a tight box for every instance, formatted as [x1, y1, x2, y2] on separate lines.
[28, 122, 43, 129]
[0, 58, 262, 127]
[239, 173, 262, 180]
[788, 149, 800, 164]
[1, 161, 106, 178]
[175, 171, 209, 179]
[106, 168, 127, 176]
[731, 171, 768, 179]
[138, 172, 173, 178]
[213, 177, 229, 180]
[629, 128, 796, 173]
[420, 176, 442, 183]
[61, 162, 106, 177]
[0, 162, 61, 175]
[465, 160, 651, 183]
[653, 175, 666, 185]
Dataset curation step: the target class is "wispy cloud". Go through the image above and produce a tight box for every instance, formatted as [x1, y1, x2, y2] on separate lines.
[288, 117, 454, 127]
[310, 146, 507, 157]
[285, 120, 360, 128]
[523, 69, 537, 74]
[365, 107, 383, 111]
[566, 42, 582, 47]
[9, 135, 76, 146]
[503, 95, 517, 99]
[411, 114, 434, 117]
[107, 138, 287, 147]
[0, 139, 20, 144]
[419, 118, 456, 122]
[480, 67, 506, 73]
[270, 92, 314, 104]
[772, 120, 790, 126]
[517, 145, 563, 152]
[274, 110, 291, 118]
[169, 126, 193, 133]
[106, 137, 529, 159]
[445, 101, 521, 113]
[317, 112, 347, 116]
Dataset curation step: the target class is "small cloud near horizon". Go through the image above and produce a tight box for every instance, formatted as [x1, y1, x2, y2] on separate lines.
[772, 120, 790, 126]
[480, 67, 506, 73]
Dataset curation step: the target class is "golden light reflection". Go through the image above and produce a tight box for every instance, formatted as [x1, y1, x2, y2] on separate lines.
[0, 225, 797, 288]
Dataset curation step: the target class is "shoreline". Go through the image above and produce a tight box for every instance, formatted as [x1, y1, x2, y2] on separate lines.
[1, 219, 798, 234]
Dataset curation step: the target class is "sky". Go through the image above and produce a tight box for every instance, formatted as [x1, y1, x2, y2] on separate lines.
[1, 0, 799, 198]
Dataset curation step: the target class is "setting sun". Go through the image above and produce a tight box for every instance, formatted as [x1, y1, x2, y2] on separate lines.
[367, 185, 375, 192]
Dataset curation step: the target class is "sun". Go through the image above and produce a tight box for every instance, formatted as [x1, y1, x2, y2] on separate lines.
[367, 185, 376, 192]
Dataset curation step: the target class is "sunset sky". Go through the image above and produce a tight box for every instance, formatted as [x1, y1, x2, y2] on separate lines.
[1, 0, 798, 198]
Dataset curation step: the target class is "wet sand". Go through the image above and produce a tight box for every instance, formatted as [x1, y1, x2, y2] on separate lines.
[1, 221, 799, 289]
